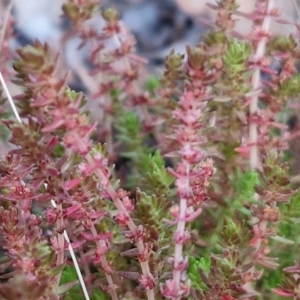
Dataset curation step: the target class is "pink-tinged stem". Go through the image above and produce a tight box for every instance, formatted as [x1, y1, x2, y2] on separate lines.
[90, 225, 118, 300]
[249, 0, 274, 170]
[245, 0, 274, 296]
[74, 135, 155, 300]
[0, 0, 13, 51]
[173, 174, 189, 296]
[90, 165, 155, 300]
[111, 29, 162, 149]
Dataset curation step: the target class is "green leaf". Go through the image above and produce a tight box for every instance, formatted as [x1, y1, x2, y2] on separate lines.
[65, 86, 87, 108]
[53, 144, 65, 158]
[115, 111, 142, 143]
[187, 255, 210, 291]
[60, 266, 109, 300]
[271, 235, 294, 245]
[198, 256, 211, 274]
[90, 289, 109, 300]
[230, 168, 260, 199]
[50, 263, 66, 277]
[139, 151, 174, 194]
[222, 39, 251, 75]
[57, 281, 78, 294]
[144, 75, 161, 96]
[277, 75, 300, 98]
[226, 168, 260, 216]
[60, 265, 77, 285]
[268, 35, 297, 53]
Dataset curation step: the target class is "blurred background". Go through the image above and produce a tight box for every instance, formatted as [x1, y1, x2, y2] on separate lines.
[5, 0, 300, 77]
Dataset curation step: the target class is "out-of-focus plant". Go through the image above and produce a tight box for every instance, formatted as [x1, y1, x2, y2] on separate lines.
[1, 0, 300, 299]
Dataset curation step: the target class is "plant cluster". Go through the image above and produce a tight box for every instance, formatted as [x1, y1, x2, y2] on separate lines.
[1, 0, 300, 299]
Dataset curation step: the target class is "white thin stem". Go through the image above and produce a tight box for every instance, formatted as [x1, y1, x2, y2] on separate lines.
[51, 200, 90, 300]
[65, 233, 90, 299]
[55, 203, 65, 285]
[0, 72, 22, 123]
